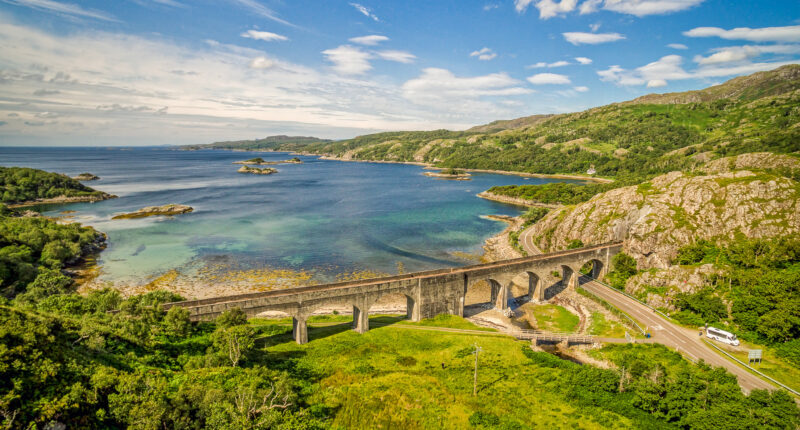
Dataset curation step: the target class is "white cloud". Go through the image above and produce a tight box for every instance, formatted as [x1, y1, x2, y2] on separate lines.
[693, 45, 800, 65]
[249, 56, 274, 69]
[599, 54, 800, 87]
[348, 35, 389, 46]
[349, 2, 379, 22]
[322, 45, 372, 75]
[527, 73, 571, 84]
[602, 0, 705, 17]
[563, 31, 625, 45]
[483, 3, 499, 10]
[240, 30, 288, 42]
[575, 56, 593, 64]
[580, 0, 602, 14]
[646, 79, 667, 87]
[573, 85, 589, 92]
[375, 50, 416, 63]
[527, 60, 571, 68]
[470, 47, 497, 61]
[534, 0, 578, 18]
[519, 0, 704, 18]
[402, 68, 532, 113]
[667, 43, 688, 49]
[0, 16, 491, 143]
[514, 0, 535, 12]
[684, 25, 800, 43]
[1, 0, 117, 21]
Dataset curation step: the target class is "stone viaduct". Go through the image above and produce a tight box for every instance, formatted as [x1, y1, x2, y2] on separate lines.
[163, 241, 622, 344]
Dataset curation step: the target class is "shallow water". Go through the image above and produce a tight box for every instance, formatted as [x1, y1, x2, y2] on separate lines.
[1, 147, 581, 290]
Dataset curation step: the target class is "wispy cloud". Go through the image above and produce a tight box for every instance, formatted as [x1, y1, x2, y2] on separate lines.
[684, 25, 800, 43]
[241, 30, 288, 42]
[575, 57, 592, 65]
[527, 73, 571, 84]
[349, 3, 379, 22]
[563, 31, 625, 45]
[598, 54, 799, 87]
[527, 60, 571, 68]
[402, 68, 532, 114]
[516, 0, 704, 18]
[376, 50, 416, 63]
[1, 0, 117, 21]
[228, 0, 293, 27]
[348, 35, 388, 46]
[470, 47, 497, 61]
[667, 43, 688, 49]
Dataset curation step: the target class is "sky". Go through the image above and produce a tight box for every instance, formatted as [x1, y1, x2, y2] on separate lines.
[0, 0, 798, 146]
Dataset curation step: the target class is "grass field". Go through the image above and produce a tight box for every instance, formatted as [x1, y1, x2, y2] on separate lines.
[718, 341, 800, 393]
[529, 304, 580, 332]
[252, 315, 652, 429]
[588, 312, 627, 338]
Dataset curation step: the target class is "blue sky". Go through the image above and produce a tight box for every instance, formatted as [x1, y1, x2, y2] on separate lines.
[0, 0, 798, 145]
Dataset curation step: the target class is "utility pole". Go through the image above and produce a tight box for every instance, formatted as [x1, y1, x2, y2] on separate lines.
[473, 343, 482, 396]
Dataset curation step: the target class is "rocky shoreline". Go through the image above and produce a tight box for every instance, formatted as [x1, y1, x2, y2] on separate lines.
[423, 171, 471, 180]
[9, 193, 116, 208]
[476, 191, 561, 209]
[112, 204, 194, 220]
[233, 157, 302, 165]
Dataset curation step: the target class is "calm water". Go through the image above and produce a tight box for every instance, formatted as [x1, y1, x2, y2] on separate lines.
[1, 147, 580, 288]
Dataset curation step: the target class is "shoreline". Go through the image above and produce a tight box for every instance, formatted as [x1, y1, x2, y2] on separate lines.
[9, 194, 117, 208]
[293, 152, 611, 183]
[476, 191, 562, 209]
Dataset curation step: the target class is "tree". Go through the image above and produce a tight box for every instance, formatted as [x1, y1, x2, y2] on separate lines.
[163, 306, 191, 337]
[215, 308, 248, 329]
[14, 268, 74, 304]
[212, 325, 256, 367]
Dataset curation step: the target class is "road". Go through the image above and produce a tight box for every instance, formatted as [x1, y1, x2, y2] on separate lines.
[518, 225, 542, 255]
[580, 278, 775, 393]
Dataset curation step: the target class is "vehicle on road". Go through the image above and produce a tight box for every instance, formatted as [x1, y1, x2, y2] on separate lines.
[706, 326, 740, 346]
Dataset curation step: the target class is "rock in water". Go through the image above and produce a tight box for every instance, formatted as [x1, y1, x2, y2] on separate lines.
[112, 204, 194, 220]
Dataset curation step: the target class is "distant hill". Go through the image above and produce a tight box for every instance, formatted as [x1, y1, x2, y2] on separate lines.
[180, 135, 330, 151]
[292, 64, 799, 183]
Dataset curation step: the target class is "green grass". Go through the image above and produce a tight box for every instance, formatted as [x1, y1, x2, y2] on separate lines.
[256, 316, 641, 429]
[588, 312, 627, 338]
[530, 304, 580, 333]
[405, 314, 497, 331]
[721, 341, 800, 393]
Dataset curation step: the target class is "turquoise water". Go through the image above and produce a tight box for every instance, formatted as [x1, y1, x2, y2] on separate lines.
[1, 147, 581, 288]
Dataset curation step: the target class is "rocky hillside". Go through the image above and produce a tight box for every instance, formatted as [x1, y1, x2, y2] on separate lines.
[292, 65, 800, 182]
[525, 153, 800, 269]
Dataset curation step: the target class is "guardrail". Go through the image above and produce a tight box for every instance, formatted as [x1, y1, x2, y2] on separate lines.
[511, 329, 595, 344]
[702, 339, 799, 396]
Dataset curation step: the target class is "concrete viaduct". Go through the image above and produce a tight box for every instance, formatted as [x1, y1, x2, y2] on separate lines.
[163, 241, 622, 344]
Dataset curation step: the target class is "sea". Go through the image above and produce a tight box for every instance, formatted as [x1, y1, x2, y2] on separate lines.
[1, 147, 581, 292]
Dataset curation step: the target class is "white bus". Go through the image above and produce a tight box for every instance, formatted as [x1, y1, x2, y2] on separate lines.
[706, 327, 739, 346]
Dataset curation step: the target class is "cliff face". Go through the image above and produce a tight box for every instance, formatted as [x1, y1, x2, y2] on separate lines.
[526, 153, 800, 270]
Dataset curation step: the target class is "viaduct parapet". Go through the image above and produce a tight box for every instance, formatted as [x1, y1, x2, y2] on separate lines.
[163, 242, 623, 344]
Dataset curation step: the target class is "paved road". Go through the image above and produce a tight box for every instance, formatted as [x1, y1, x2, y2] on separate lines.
[519, 225, 542, 255]
[580, 278, 775, 393]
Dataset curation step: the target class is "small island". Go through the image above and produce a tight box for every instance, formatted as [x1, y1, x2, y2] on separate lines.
[237, 165, 278, 175]
[112, 204, 193, 220]
[233, 157, 303, 165]
[73, 173, 100, 181]
[423, 168, 472, 180]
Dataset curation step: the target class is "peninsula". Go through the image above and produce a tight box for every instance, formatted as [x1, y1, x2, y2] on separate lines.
[1, 167, 115, 207]
[73, 173, 99, 181]
[112, 204, 194, 219]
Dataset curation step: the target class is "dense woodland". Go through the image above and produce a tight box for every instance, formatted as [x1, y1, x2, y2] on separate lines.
[0, 168, 108, 204]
